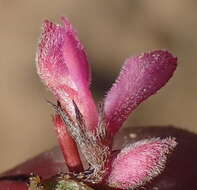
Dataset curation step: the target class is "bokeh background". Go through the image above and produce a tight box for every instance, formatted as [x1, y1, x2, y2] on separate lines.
[0, 0, 197, 173]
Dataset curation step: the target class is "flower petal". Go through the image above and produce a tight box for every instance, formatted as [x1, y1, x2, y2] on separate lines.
[104, 50, 177, 135]
[53, 114, 83, 171]
[36, 17, 98, 130]
[106, 137, 177, 189]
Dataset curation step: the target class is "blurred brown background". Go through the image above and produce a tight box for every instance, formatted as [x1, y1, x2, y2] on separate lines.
[0, 0, 197, 173]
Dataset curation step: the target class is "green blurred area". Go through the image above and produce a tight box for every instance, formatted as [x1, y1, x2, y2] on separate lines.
[0, 0, 197, 172]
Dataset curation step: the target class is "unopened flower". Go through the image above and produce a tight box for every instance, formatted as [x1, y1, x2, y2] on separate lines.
[35, 17, 178, 190]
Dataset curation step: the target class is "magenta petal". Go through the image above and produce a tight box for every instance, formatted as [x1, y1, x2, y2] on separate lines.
[36, 17, 98, 129]
[104, 50, 177, 135]
[106, 137, 177, 189]
[60, 17, 91, 90]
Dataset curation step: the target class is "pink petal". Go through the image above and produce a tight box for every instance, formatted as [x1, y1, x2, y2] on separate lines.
[53, 114, 83, 171]
[36, 17, 98, 130]
[104, 50, 177, 135]
[106, 137, 177, 189]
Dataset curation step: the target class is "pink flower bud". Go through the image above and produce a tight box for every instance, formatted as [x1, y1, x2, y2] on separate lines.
[36, 17, 98, 130]
[33, 17, 179, 190]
